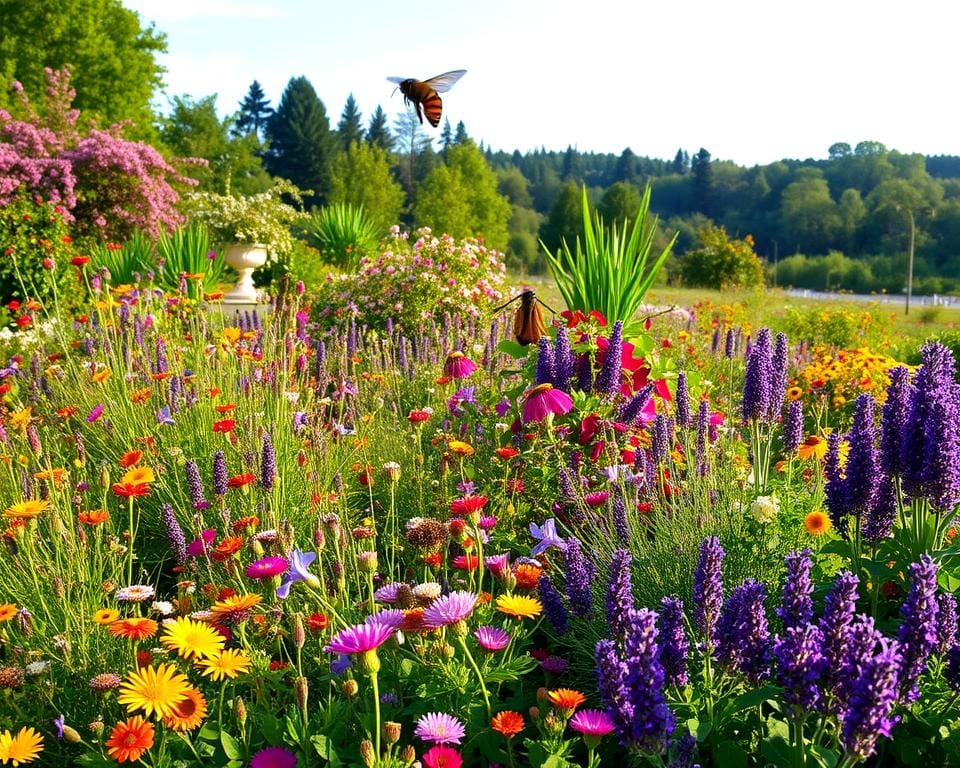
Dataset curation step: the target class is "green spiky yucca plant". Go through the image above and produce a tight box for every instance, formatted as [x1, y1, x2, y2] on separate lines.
[542, 184, 676, 334]
[155, 222, 226, 300]
[305, 202, 381, 268]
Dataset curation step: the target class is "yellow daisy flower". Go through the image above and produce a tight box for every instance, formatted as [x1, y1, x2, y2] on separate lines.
[160, 617, 225, 660]
[3, 499, 51, 519]
[0, 726, 44, 765]
[117, 664, 191, 719]
[495, 593, 543, 620]
[196, 649, 252, 681]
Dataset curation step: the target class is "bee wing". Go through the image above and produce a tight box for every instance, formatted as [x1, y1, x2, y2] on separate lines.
[423, 69, 466, 93]
[386, 77, 408, 85]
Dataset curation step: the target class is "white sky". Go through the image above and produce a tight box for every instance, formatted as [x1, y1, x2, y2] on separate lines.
[125, 0, 959, 166]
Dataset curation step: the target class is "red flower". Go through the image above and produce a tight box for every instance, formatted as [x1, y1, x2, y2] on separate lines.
[495, 447, 519, 459]
[579, 414, 601, 444]
[6, 300, 20, 312]
[450, 495, 488, 516]
[423, 552, 442, 567]
[70, 255, 90, 266]
[16, 315, 32, 329]
[112, 482, 150, 498]
[408, 408, 432, 424]
[227, 473, 255, 489]
[307, 613, 328, 632]
[212, 419, 235, 433]
[453, 555, 479, 571]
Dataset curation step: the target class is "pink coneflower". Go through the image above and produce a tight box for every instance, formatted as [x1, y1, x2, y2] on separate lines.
[522, 384, 573, 424]
[249, 746, 298, 768]
[422, 745, 463, 768]
[245, 556, 288, 580]
[187, 529, 216, 557]
[584, 491, 610, 508]
[422, 591, 477, 628]
[478, 515, 497, 531]
[443, 352, 477, 380]
[86, 403, 105, 423]
[415, 712, 466, 745]
[569, 708, 615, 737]
[324, 622, 395, 654]
[474, 626, 510, 652]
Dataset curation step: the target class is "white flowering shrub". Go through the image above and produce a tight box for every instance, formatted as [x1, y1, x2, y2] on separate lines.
[311, 227, 509, 332]
[183, 179, 308, 260]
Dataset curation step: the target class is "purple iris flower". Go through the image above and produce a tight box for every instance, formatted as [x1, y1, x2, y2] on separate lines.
[530, 518, 564, 555]
[276, 549, 321, 599]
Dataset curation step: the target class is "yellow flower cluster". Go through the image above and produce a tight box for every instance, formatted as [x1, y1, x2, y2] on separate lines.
[794, 346, 909, 408]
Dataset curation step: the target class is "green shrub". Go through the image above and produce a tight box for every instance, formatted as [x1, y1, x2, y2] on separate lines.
[0, 190, 72, 303]
[680, 224, 764, 290]
[90, 230, 153, 286]
[155, 222, 225, 300]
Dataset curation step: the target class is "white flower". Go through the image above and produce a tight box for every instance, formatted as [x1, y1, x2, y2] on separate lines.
[151, 600, 175, 616]
[751, 495, 780, 525]
[26, 660, 50, 676]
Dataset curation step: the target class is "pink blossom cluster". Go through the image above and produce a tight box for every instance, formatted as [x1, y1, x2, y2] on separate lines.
[0, 68, 199, 239]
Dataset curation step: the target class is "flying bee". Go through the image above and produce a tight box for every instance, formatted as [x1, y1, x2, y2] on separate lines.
[387, 69, 466, 127]
[493, 289, 557, 346]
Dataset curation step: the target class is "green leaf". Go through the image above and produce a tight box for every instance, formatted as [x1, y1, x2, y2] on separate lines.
[715, 740, 749, 768]
[725, 684, 780, 717]
[809, 744, 840, 768]
[496, 339, 529, 359]
[311, 734, 341, 766]
[220, 731, 244, 761]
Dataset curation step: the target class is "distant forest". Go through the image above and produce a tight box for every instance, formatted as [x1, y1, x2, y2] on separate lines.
[482, 141, 960, 294]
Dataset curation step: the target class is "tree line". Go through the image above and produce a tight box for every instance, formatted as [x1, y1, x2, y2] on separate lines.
[2, 0, 959, 293]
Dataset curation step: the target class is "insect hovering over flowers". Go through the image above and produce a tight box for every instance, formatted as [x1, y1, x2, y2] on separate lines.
[492, 289, 557, 346]
[387, 69, 466, 127]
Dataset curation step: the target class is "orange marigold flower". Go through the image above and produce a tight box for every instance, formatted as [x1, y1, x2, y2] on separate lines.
[231, 515, 260, 531]
[495, 447, 519, 459]
[130, 388, 152, 404]
[214, 404, 236, 414]
[33, 467, 68, 484]
[162, 687, 207, 732]
[209, 593, 262, 624]
[491, 710, 525, 738]
[108, 617, 159, 640]
[105, 716, 155, 763]
[513, 563, 543, 590]
[804, 511, 831, 537]
[121, 466, 155, 485]
[93, 608, 120, 624]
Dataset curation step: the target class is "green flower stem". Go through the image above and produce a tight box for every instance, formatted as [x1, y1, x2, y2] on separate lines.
[458, 635, 491, 721]
[370, 670, 382, 765]
[127, 495, 135, 584]
[505, 737, 517, 768]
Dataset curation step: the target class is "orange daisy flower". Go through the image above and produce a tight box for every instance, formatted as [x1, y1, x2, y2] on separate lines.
[108, 617, 159, 640]
[227, 473, 255, 489]
[112, 483, 150, 498]
[214, 404, 236, 414]
[93, 608, 120, 624]
[211, 536, 244, 562]
[231, 515, 260, 532]
[162, 687, 207, 732]
[129, 388, 152, 404]
[78, 509, 110, 525]
[120, 466, 155, 485]
[105, 716, 155, 763]
[0, 603, 17, 622]
[209, 593, 262, 624]
[547, 688, 586, 714]
[119, 451, 143, 468]
[797, 435, 828, 462]
[491, 711, 525, 738]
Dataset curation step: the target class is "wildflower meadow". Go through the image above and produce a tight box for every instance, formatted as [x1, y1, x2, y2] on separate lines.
[2, 65, 960, 768]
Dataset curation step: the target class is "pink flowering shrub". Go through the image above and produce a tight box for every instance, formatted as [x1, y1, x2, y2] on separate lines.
[312, 226, 509, 332]
[0, 69, 198, 241]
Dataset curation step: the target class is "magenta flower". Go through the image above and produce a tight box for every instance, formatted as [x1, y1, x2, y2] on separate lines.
[245, 556, 288, 580]
[443, 352, 477, 380]
[423, 590, 478, 628]
[484, 553, 511, 578]
[415, 712, 466, 745]
[186, 529, 216, 557]
[249, 746, 298, 768]
[522, 383, 573, 423]
[324, 622, 395, 654]
[569, 708, 616, 736]
[367, 609, 406, 629]
[374, 583, 402, 603]
[86, 403, 104, 423]
[474, 626, 511, 652]
[422, 745, 463, 768]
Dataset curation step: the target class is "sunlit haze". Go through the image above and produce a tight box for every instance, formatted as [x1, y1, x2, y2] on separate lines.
[125, 0, 957, 166]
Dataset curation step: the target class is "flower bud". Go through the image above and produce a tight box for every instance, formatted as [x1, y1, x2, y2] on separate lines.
[61, 724, 83, 744]
[528, 706, 540, 720]
[342, 679, 359, 698]
[87, 718, 104, 737]
[292, 614, 306, 650]
[401, 745, 417, 765]
[294, 675, 308, 711]
[99, 465, 110, 489]
[235, 696, 247, 726]
[358, 550, 378, 574]
[359, 648, 381, 675]
[384, 721, 402, 744]
[360, 739, 376, 767]
[383, 461, 401, 483]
